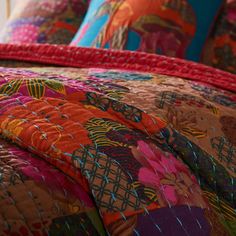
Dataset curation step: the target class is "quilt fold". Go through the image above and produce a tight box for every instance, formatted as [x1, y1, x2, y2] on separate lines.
[0, 44, 235, 235]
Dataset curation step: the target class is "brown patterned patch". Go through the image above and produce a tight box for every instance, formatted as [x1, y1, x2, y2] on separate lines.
[220, 116, 236, 145]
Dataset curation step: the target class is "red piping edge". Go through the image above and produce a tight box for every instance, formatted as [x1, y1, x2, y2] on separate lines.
[0, 43, 235, 93]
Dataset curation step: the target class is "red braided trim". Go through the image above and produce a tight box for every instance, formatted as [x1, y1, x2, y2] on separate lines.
[0, 44, 235, 92]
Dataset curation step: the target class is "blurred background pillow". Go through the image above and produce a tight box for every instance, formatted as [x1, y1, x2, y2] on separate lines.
[70, 0, 224, 62]
[0, 0, 89, 44]
[202, 0, 236, 74]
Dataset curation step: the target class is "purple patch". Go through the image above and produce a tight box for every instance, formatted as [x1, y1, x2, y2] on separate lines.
[136, 205, 210, 236]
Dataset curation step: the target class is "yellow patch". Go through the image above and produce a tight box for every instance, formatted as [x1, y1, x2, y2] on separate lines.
[1, 118, 24, 137]
[84, 105, 99, 110]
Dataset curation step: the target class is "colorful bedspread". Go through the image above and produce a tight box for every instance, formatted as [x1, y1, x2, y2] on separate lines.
[0, 45, 235, 236]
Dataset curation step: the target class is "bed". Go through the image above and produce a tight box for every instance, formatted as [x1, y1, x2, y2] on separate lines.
[0, 43, 235, 235]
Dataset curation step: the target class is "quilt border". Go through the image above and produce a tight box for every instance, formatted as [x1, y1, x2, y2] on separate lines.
[0, 44, 235, 92]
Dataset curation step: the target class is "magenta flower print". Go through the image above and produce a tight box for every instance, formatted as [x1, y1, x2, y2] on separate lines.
[131, 140, 207, 208]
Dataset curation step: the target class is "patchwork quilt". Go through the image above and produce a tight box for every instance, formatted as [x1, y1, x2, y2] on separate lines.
[0, 44, 235, 235]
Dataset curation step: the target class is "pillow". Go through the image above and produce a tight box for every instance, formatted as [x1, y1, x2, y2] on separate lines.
[202, 0, 236, 74]
[0, 0, 89, 44]
[70, 0, 224, 61]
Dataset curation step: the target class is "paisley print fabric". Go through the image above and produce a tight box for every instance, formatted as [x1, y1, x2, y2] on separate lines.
[0, 64, 235, 235]
[71, 0, 224, 61]
[202, 0, 236, 74]
[0, 0, 88, 44]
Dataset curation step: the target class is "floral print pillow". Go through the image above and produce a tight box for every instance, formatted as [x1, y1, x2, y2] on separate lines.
[70, 0, 224, 62]
[202, 0, 236, 74]
[0, 0, 89, 44]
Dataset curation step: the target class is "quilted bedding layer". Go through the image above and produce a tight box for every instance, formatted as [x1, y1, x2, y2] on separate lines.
[0, 44, 235, 236]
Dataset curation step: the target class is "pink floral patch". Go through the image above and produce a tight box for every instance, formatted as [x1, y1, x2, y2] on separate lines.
[131, 140, 207, 208]
[10, 24, 39, 43]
